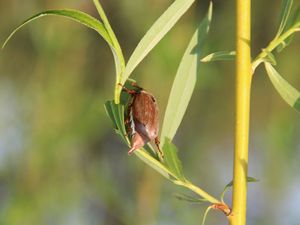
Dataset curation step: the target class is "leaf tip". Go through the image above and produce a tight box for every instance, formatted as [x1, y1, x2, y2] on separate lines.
[208, 1, 213, 20]
[2, 35, 13, 50]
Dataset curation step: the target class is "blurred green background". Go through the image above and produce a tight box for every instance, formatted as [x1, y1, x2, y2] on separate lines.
[1, 0, 300, 225]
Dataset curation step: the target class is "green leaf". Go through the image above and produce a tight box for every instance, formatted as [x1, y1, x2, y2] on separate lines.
[2, 9, 112, 49]
[223, 177, 259, 190]
[276, 0, 293, 37]
[104, 100, 128, 144]
[135, 150, 171, 179]
[104, 101, 118, 129]
[122, 0, 196, 84]
[93, 0, 125, 67]
[163, 138, 185, 181]
[264, 62, 300, 112]
[200, 51, 235, 62]
[160, 2, 212, 143]
[93, 0, 125, 103]
[276, 5, 300, 52]
[174, 193, 208, 203]
[143, 144, 159, 159]
[220, 177, 259, 202]
[1, 8, 124, 104]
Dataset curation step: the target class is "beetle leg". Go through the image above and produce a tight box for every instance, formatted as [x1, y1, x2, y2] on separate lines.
[154, 137, 164, 158]
[124, 117, 130, 125]
[125, 118, 135, 138]
[125, 127, 132, 136]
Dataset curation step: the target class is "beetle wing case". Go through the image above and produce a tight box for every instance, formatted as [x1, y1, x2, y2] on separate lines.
[131, 90, 159, 140]
[122, 82, 162, 157]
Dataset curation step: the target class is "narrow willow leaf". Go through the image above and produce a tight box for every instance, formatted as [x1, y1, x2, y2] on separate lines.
[122, 0, 196, 84]
[93, 0, 125, 104]
[1, 8, 124, 104]
[223, 177, 259, 190]
[93, 0, 125, 67]
[174, 193, 208, 203]
[104, 101, 128, 144]
[276, 5, 300, 52]
[104, 101, 118, 129]
[144, 144, 159, 159]
[276, 0, 293, 37]
[2, 9, 112, 49]
[160, 2, 212, 143]
[264, 62, 300, 112]
[220, 177, 259, 202]
[163, 138, 185, 181]
[200, 51, 235, 62]
[135, 149, 171, 179]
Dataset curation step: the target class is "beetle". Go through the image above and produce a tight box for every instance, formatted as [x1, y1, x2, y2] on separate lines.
[121, 82, 163, 158]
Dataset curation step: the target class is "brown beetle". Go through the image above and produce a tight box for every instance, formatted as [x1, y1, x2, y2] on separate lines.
[122, 83, 163, 158]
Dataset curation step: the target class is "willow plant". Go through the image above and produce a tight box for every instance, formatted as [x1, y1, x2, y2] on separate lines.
[3, 0, 300, 224]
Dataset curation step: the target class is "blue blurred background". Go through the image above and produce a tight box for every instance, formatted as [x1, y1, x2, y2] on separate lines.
[1, 0, 300, 224]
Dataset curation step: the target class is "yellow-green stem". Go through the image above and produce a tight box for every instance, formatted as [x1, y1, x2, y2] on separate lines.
[174, 180, 220, 204]
[252, 27, 299, 71]
[230, 0, 251, 224]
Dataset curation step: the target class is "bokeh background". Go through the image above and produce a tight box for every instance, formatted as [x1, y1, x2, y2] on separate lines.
[1, 0, 300, 225]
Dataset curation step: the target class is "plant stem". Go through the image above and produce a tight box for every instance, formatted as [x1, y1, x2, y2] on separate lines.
[174, 180, 220, 204]
[252, 26, 298, 72]
[136, 150, 222, 204]
[230, 0, 251, 224]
